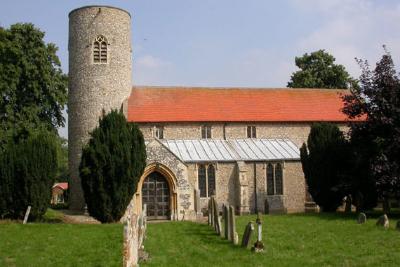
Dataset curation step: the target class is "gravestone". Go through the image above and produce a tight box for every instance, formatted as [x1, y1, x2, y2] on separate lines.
[265, 198, 269, 214]
[376, 214, 389, 229]
[229, 205, 236, 243]
[233, 232, 239, 245]
[208, 199, 212, 225]
[194, 188, 201, 216]
[218, 216, 223, 237]
[241, 222, 254, 248]
[357, 212, 367, 224]
[213, 198, 220, 234]
[396, 221, 400, 231]
[224, 205, 230, 240]
[345, 195, 352, 213]
[23, 206, 31, 224]
[210, 198, 215, 228]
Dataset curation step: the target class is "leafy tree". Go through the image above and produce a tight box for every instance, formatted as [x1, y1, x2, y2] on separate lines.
[0, 23, 67, 149]
[300, 123, 349, 211]
[342, 48, 400, 209]
[0, 131, 58, 220]
[80, 110, 147, 223]
[288, 50, 356, 89]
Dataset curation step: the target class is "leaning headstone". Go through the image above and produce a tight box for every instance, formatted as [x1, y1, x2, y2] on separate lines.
[224, 205, 230, 240]
[396, 221, 400, 231]
[23, 206, 31, 224]
[241, 222, 254, 248]
[357, 212, 367, 224]
[229, 205, 236, 243]
[376, 214, 389, 229]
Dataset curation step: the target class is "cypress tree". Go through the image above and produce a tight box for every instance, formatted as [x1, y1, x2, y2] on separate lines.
[300, 123, 349, 211]
[80, 110, 146, 223]
[0, 131, 58, 220]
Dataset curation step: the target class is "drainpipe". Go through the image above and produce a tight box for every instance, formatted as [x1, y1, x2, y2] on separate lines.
[254, 162, 258, 213]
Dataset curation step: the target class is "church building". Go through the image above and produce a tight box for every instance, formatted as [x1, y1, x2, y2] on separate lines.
[68, 6, 350, 220]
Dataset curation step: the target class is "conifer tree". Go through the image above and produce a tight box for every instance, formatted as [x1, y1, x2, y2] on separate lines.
[300, 123, 349, 211]
[0, 131, 58, 220]
[80, 110, 146, 223]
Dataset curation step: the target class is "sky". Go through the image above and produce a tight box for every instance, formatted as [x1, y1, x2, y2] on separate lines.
[1, 0, 400, 138]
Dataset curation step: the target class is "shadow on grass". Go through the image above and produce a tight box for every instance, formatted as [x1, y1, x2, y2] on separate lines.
[182, 223, 246, 251]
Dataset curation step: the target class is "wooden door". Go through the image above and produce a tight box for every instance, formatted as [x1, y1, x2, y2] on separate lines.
[142, 172, 170, 220]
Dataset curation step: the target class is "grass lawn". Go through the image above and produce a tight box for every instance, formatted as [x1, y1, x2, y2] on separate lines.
[142, 213, 400, 267]
[1, 211, 400, 266]
[0, 210, 122, 267]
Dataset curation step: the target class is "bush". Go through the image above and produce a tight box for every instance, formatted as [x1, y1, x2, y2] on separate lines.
[300, 123, 350, 211]
[0, 131, 58, 220]
[80, 110, 147, 223]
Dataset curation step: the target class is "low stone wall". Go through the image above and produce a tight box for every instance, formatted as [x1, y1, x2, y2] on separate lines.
[123, 202, 147, 267]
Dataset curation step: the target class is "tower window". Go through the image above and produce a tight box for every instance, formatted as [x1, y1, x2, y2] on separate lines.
[247, 126, 257, 138]
[93, 35, 108, 63]
[198, 164, 216, 197]
[201, 125, 212, 139]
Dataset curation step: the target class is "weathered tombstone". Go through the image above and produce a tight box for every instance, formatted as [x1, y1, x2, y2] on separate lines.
[345, 195, 352, 213]
[23, 206, 31, 224]
[241, 222, 254, 248]
[264, 198, 269, 214]
[210, 198, 215, 227]
[224, 205, 230, 240]
[229, 205, 236, 243]
[396, 221, 400, 231]
[376, 214, 389, 229]
[194, 188, 201, 215]
[357, 212, 367, 224]
[218, 216, 223, 237]
[252, 212, 265, 253]
[213, 198, 220, 234]
[208, 199, 212, 225]
[233, 232, 239, 245]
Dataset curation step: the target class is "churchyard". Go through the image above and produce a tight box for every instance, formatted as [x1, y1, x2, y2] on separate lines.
[1, 209, 400, 266]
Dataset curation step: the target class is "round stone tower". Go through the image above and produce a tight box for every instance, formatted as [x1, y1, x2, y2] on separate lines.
[68, 6, 132, 210]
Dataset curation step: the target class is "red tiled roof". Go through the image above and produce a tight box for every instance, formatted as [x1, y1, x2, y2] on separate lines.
[127, 86, 357, 123]
[53, 182, 68, 190]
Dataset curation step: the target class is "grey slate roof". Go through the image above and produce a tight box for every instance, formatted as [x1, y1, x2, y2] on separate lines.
[159, 139, 300, 163]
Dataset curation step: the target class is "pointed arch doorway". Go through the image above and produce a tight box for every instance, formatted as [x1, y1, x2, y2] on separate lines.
[142, 172, 170, 220]
[134, 163, 178, 220]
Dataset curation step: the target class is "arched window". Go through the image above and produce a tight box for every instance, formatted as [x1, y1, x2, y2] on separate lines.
[266, 163, 274, 195]
[198, 165, 206, 197]
[207, 165, 216, 197]
[93, 35, 108, 63]
[275, 163, 283, 195]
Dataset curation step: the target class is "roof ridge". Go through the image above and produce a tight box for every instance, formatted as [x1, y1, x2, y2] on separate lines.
[131, 85, 349, 92]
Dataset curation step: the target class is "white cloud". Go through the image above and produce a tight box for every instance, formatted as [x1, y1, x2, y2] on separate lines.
[134, 55, 178, 85]
[291, 0, 400, 78]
